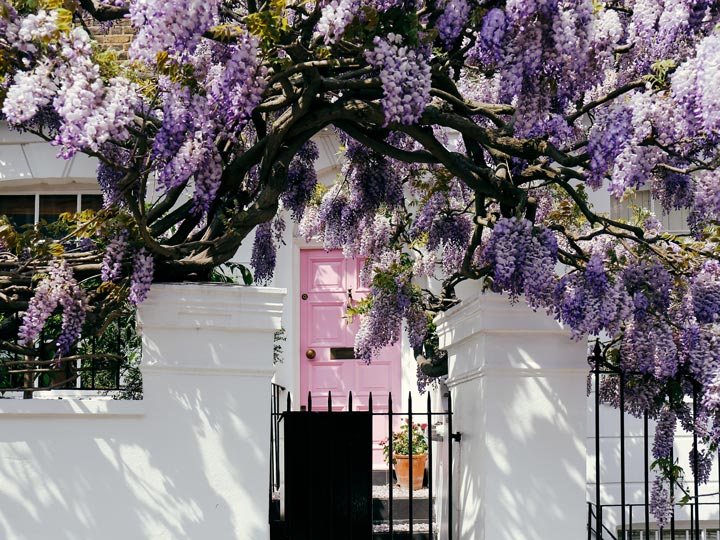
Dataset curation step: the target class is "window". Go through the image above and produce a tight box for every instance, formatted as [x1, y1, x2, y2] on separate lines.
[0, 195, 35, 228]
[0, 193, 102, 227]
[39, 195, 77, 224]
[610, 189, 690, 234]
[0, 192, 141, 399]
[610, 190, 652, 223]
[82, 195, 103, 212]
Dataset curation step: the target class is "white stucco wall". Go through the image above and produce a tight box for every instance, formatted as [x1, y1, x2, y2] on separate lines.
[435, 292, 588, 540]
[0, 283, 284, 540]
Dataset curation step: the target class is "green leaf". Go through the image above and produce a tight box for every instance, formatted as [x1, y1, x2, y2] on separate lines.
[156, 51, 169, 70]
[246, 10, 285, 47]
[208, 24, 245, 43]
[98, 282, 120, 294]
[55, 7, 72, 33]
[48, 243, 65, 257]
[237, 264, 253, 286]
[40, 0, 62, 9]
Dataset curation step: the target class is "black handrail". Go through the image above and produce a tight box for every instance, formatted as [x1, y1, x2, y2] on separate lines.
[588, 502, 619, 540]
[269, 382, 285, 508]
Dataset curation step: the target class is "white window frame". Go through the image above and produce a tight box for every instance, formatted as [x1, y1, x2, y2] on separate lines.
[0, 191, 103, 223]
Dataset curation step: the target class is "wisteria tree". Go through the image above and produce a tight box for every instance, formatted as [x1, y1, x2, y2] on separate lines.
[2, 0, 720, 520]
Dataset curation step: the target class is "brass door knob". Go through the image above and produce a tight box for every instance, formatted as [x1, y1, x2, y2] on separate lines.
[305, 349, 316, 359]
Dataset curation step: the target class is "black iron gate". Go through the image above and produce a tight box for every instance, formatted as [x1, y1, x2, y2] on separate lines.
[588, 342, 720, 540]
[270, 386, 456, 540]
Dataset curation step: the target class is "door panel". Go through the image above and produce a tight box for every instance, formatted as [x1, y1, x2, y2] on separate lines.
[308, 258, 345, 291]
[308, 303, 346, 343]
[356, 362, 393, 389]
[300, 249, 402, 467]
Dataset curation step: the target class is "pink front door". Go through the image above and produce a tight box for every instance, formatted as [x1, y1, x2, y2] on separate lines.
[300, 249, 402, 466]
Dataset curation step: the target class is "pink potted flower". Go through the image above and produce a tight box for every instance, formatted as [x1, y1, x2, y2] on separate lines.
[380, 419, 429, 490]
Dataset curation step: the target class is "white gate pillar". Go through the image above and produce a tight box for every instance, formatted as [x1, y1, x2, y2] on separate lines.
[138, 283, 284, 540]
[435, 293, 587, 540]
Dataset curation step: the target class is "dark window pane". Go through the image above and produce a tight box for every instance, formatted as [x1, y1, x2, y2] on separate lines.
[81, 195, 103, 212]
[0, 195, 35, 227]
[39, 195, 77, 224]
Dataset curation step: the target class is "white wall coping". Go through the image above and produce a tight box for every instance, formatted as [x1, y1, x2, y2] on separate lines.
[140, 365, 276, 377]
[438, 292, 587, 386]
[446, 365, 589, 387]
[0, 398, 145, 416]
[435, 292, 573, 349]
[138, 283, 286, 332]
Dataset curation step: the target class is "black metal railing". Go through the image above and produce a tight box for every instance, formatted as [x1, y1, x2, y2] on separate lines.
[270, 382, 284, 518]
[270, 388, 458, 539]
[0, 311, 137, 397]
[589, 500, 720, 540]
[589, 342, 720, 540]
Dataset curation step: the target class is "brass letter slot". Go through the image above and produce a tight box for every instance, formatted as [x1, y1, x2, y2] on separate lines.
[330, 347, 356, 360]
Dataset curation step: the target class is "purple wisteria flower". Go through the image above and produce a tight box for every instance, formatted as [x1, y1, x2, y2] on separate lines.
[129, 248, 154, 306]
[652, 408, 676, 460]
[128, 0, 220, 62]
[650, 476, 673, 529]
[364, 34, 432, 126]
[18, 259, 88, 357]
[101, 230, 129, 283]
[481, 217, 558, 308]
[435, 0, 471, 48]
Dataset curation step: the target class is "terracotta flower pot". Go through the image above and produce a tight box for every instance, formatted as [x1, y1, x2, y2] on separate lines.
[394, 454, 427, 490]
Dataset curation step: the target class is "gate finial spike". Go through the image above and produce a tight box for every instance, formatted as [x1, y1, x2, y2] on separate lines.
[286, 392, 291, 412]
[593, 339, 602, 374]
[308, 391, 312, 412]
[348, 391, 353, 412]
[328, 391, 332, 412]
[369, 392, 373, 413]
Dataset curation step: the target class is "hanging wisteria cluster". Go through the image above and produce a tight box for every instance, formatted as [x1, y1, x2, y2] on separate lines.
[128, 0, 220, 62]
[280, 141, 320, 222]
[128, 248, 154, 306]
[101, 230, 129, 283]
[18, 260, 87, 358]
[3, 0, 720, 522]
[2, 13, 138, 158]
[435, 0, 471, 48]
[364, 34, 432, 126]
[480, 217, 558, 308]
[100, 229, 156, 306]
[353, 255, 428, 362]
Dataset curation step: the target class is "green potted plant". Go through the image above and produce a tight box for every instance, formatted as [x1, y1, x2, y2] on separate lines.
[380, 419, 429, 490]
